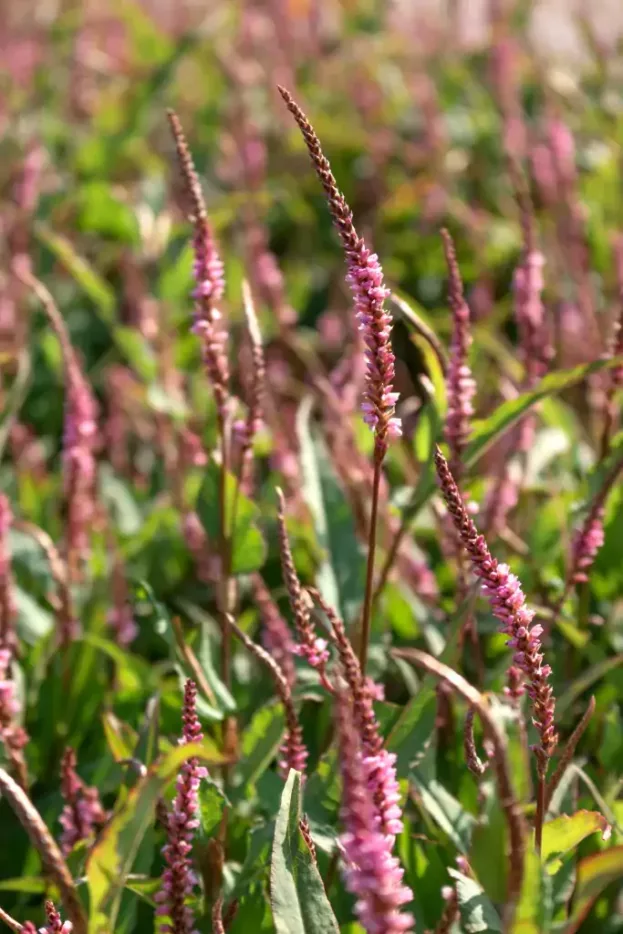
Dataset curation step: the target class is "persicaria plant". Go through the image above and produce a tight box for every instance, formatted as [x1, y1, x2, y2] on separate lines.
[1, 8, 623, 934]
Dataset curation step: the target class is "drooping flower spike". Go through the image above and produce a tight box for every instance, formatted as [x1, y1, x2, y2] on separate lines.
[435, 447, 557, 767]
[308, 588, 403, 842]
[278, 86, 400, 459]
[253, 573, 296, 689]
[276, 488, 330, 682]
[17, 273, 97, 583]
[229, 616, 308, 779]
[167, 110, 229, 422]
[441, 229, 475, 482]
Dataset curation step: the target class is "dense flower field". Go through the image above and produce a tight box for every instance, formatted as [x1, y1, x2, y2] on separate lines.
[1, 3, 622, 933]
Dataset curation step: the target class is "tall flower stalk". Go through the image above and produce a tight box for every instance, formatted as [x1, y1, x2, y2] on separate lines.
[601, 236, 623, 457]
[441, 229, 475, 483]
[308, 588, 403, 841]
[435, 447, 556, 852]
[234, 281, 265, 495]
[155, 680, 207, 934]
[335, 690, 413, 934]
[229, 617, 307, 779]
[18, 273, 97, 584]
[279, 87, 400, 673]
[166, 112, 235, 757]
[276, 488, 330, 684]
[439, 231, 481, 679]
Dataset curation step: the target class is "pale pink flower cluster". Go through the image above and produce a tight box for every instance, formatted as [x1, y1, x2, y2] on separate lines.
[0, 648, 27, 754]
[40, 901, 72, 933]
[108, 603, 138, 648]
[336, 692, 413, 934]
[513, 251, 548, 380]
[278, 715, 308, 780]
[292, 635, 330, 670]
[155, 680, 207, 934]
[59, 746, 107, 854]
[570, 506, 605, 585]
[347, 247, 402, 449]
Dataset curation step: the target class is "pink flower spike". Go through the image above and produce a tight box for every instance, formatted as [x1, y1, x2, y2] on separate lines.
[59, 747, 107, 855]
[335, 690, 414, 934]
[156, 680, 208, 934]
[435, 447, 557, 764]
[167, 110, 229, 422]
[40, 901, 72, 933]
[441, 230, 476, 482]
[278, 87, 400, 459]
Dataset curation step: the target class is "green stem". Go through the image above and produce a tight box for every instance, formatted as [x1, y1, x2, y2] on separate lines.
[535, 766, 547, 856]
[359, 455, 382, 674]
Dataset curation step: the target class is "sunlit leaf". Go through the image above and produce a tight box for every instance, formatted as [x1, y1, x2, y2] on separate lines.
[270, 770, 340, 934]
[86, 740, 226, 933]
[563, 846, 623, 933]
[542, 811, 609, 874]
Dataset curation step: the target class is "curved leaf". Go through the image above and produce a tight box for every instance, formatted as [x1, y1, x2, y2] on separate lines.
[542, 811, 609, 874]
[270, 770, 339, 934]
[449, 869, 502, 933]
[296, 395, 365, 623]
[563, 845, 623, 933]
[86, 740, 226, 934]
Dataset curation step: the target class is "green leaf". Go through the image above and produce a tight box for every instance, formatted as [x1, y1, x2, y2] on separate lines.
[510, 848, 553, 934]
[449, 869, 503, 933]
[270, 770, 340, 934]
[14, 587, 53, 642]
[232, 703, 285, 796]
[86, 740, 226, 934]
[102, 712, 138, 763]
[542, 811, 609, 874]
[388, 590, 471, 775]
[175, 601, 236, 712]
[34, 221, 116, 323]
[197, 777, 228, 839]
[76, 181, 139, 243]
[114, 327, 158, 382]
[0, 876, 46, 894]
[397, 354, 623, 528]
[133, 694, 161, 769]
[196, 458, 267, 575]
[465, 355, 623, 468]
[557, 654, 623, 716]
[410, 775, 475, 853]
[296, 396, 365, 622]
[563, 845, 623, 933]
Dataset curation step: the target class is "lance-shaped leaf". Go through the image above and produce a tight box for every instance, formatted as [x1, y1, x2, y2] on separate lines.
[270, 770, 339, 934]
